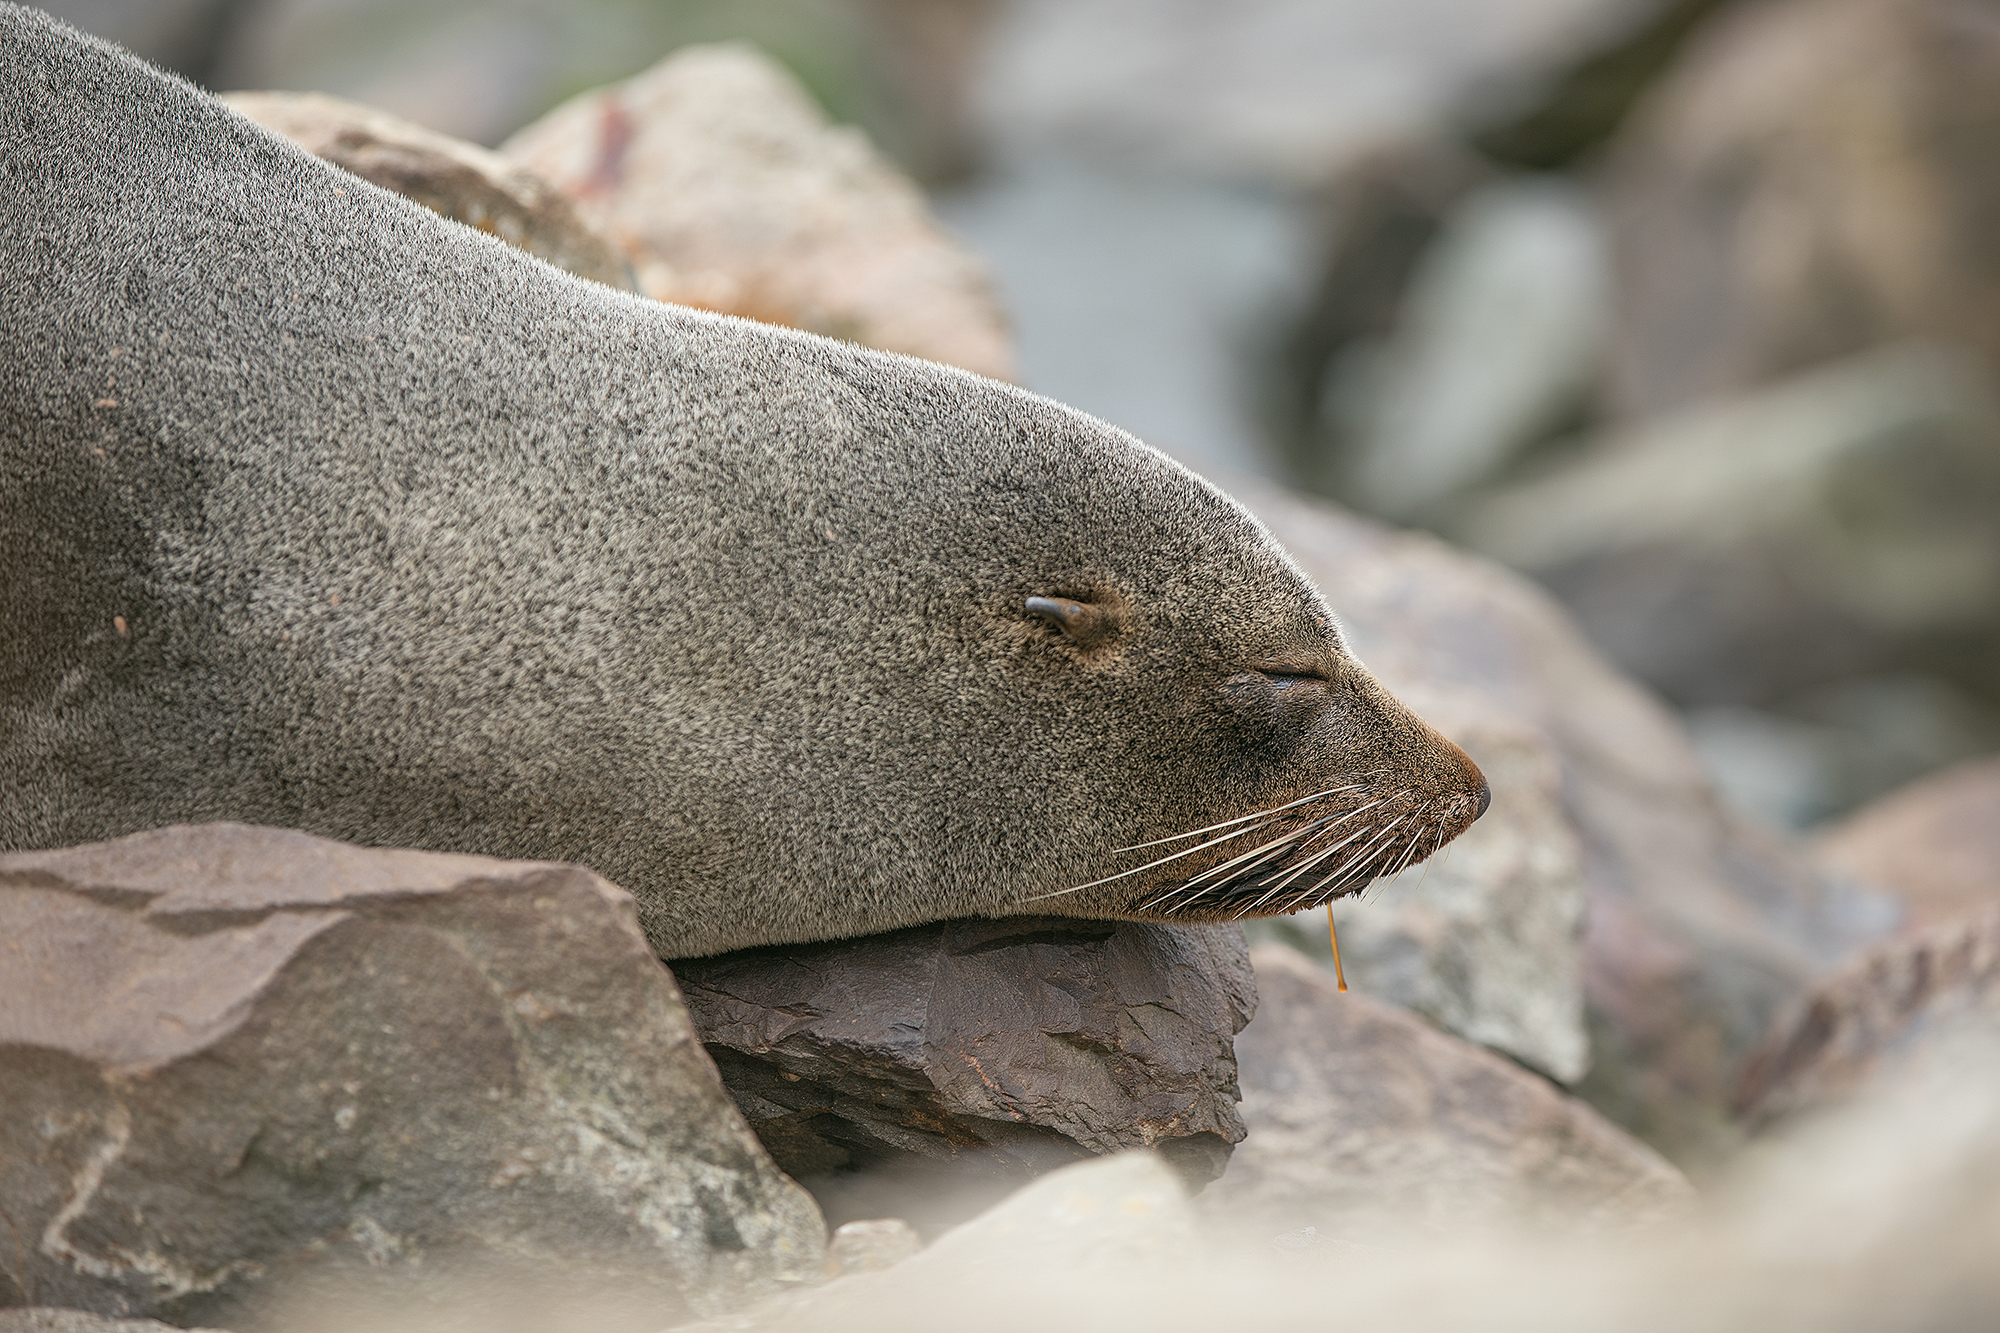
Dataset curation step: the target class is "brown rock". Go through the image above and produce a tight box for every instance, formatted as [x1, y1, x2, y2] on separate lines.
[1229, 477, 1889, 1166]
[1735, 909, 2000, 1125]
[1601, 0, 2000, 419]
[671, 917, 1254, 1236]
[1813, 756, 2000, 933]
[0, 824, 822, 1327]
[1201, 947, 1693, 1237]
[220, 90, 633, 291]
[502, 45, 1016, 381]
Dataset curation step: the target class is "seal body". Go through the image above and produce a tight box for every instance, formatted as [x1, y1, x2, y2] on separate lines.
[0, 7, 1486, 957]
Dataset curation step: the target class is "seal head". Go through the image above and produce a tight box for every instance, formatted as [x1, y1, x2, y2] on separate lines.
[0, 6, 1485, 956]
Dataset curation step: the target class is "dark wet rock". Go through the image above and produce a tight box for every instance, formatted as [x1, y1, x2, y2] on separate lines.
[1600, 0, 2000, 419]
[0, 824, 822, 1327]
[670, 917, 1254, 1237]
[503, 44, 1015, 381]
[1736, 910, 2000, 1126]
[1201, 947, 1693, 1238]
[220, 90, 633, 291]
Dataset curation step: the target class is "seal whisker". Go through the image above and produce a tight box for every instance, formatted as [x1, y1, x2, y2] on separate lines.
[1135, 822, 1324, 912]
[1173, 820, 1324, 893]
[1260, 823, 1380, 895]
[1106, 785, 1364, 855]
[1021, 816, 1285, 902]
[1236, 814, 1411, 918]
[1285, 796, 1395, 851]
[1321, 815, 1413, 898]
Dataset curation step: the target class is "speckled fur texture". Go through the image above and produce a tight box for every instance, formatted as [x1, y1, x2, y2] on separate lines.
[0, 6, 1485, 957]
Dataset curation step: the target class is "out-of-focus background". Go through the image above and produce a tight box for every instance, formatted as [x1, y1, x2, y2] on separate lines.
[41, 0, 2000, 835]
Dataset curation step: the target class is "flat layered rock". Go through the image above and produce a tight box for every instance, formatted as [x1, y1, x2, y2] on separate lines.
[503, 44, 1015, 381]
[0, 824, 823, 1327]
[222, 90, 632, 291]
[1201, 947, 1692, 1238]
[671, 918, 1254, 1235]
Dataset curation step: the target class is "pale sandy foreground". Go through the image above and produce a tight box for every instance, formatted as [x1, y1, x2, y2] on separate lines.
[234, 1025, 2000, 1333]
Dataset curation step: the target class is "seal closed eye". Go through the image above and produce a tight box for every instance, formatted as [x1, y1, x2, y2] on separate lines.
[0, 5, 1487, 958]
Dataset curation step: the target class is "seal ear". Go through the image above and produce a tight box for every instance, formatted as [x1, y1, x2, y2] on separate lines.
[1026, 595, 1116, 649]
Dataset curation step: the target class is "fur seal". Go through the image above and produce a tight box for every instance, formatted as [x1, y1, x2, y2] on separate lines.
[0, 7, 1487, 958]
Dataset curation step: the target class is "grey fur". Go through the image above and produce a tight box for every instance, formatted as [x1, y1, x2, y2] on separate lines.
[0, 7, 1485, 957]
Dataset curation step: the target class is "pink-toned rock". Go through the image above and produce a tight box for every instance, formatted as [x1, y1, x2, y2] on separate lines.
[502, 44, 1016, 381]
[1813, 756, 2000, 934]
[221, 90, 632, 291]
[1202, 947, 1692, 1238]
[1736, 910, 2000, 1125]
[0, 824, 822, 1327]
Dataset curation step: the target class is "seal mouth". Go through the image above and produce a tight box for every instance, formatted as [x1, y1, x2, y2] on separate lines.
[1032, 778, 1487, 923]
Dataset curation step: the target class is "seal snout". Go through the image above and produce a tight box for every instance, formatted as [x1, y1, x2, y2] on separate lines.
[1474, 780, 1492, 819]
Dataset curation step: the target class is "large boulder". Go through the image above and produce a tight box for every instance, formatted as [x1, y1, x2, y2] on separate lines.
[1201, 947, 1692, 1238]
[502, 44, 1015, 381]
[1451, 344, 2000, 708]
[0, 824, 823, 1327]
[220, 90, 633, 291]
[1600, 0, 2000, 420]
[672, 918, 1255, 1236]
[1229, 477, 1890, 1165]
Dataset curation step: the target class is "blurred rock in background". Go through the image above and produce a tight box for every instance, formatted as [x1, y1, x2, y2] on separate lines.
[1451, 345, 2000, 703]
[1599, 0, 2000, 421]
[1230, 482, 1895, 1166]
[223, 89, 636, 290]
[503, 43, 1015, 379]
[1275, 0, 2000, 833]
[1323, 176, 1608, 519]
[1812, 756, 2000, 936]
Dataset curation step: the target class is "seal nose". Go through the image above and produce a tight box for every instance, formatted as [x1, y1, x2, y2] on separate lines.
[1475, 781, 1491, 819]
